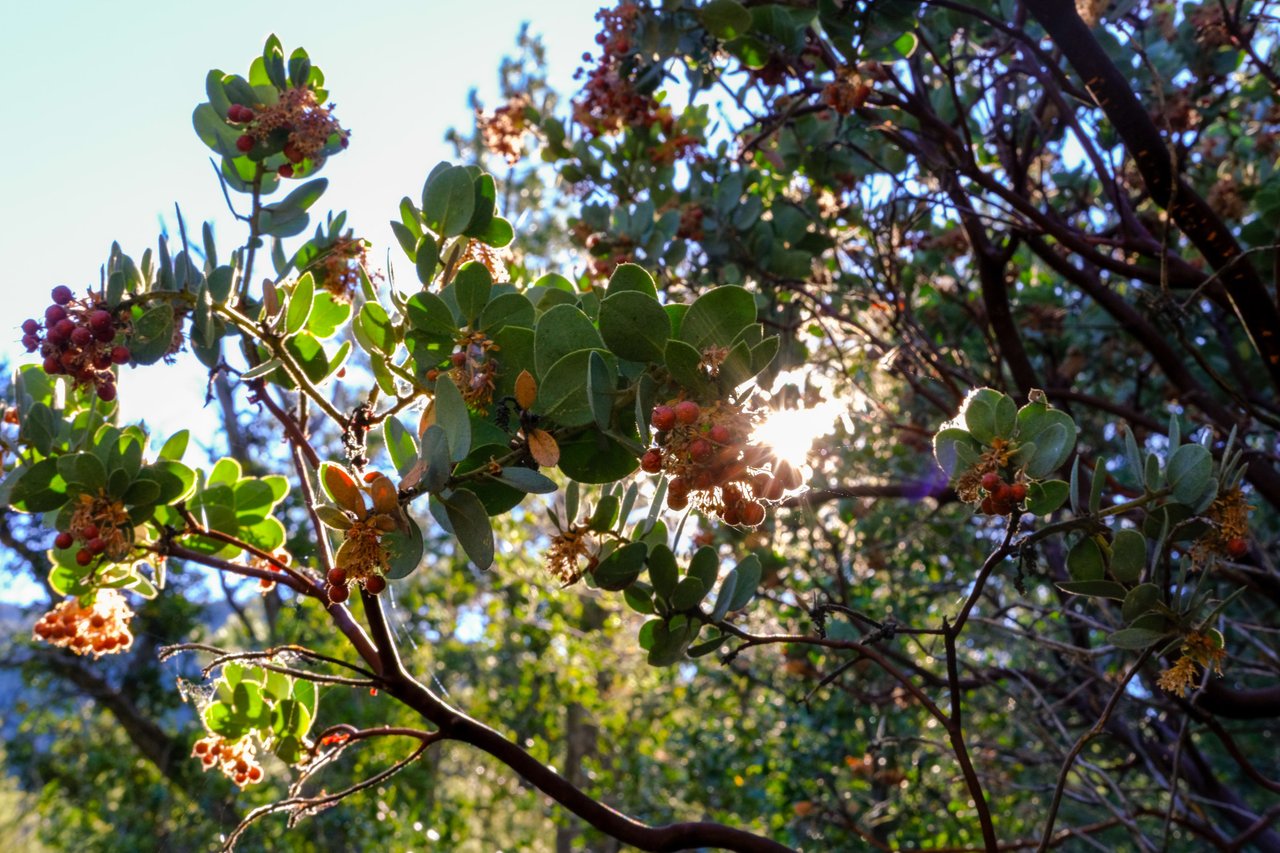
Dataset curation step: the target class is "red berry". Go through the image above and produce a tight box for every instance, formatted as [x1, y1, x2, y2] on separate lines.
[110, 345, 130, 365]
[740, 501, 766, 527]
[88, 310, 113, 332]
[70, 326, 92, 347]
[651, 405, 676, 432]
[979, 496, 996, 515]
[44, 305, 67, 326]
[50, 285, 73, 305]
[689, 438, 714, 463]
[667, 491, 689, 511]
[327, 568, 348, 586]
[328, 584, 350, 603]
[721, 505, 741, 526]
[82, 524, 99, 539]
[75, 549, 93, 566]
[54, 531, 73, 550]
[1010, 483, 1028, 502]
[88, 537, 107, 554]
[21, 334, 39, 351]
[92, 351, 112, 369]
[693, 468, 717, 490]
[709, 424, 731, 444]
[283, 143, 304, 163]
[248, 766, 263, 782]
[674, 400, 700, 425]
[42, 356, 61, 375]
[450, 351, 467, 367]
[640, 449, 663, 473]
[21, 319, 39, 334]
[97, 383, 117, 402]
[1226, 537, 1249, 558]
[364, 575, 387, 595]
[235, 135, 254, 153]
[94, 324, 115, 343]
[667, 476, 688, 496]
[981, 472, 1000, 491]
[278, 164, 294, 178]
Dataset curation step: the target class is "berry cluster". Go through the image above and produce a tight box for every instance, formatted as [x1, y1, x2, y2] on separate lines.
[324, 471, 401, 603]
[477, 94, 532, 165]
[572, 2, 660, 136]
[193, 735, 264, 788]
[32, 589, 135, 658]
[977, 471, 1027, 516]
[426, 333, 500, 415]
[57, 492, 133, 566]
[228, 85, 348, 177]
[644, 400, 795, 527]
[21, 286, 129, 401]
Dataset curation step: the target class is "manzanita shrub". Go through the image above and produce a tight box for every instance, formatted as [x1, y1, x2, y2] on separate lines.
[1, 19, 1267, 851]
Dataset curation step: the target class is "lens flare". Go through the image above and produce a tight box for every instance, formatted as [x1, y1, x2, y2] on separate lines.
[752, 399, 844, 468]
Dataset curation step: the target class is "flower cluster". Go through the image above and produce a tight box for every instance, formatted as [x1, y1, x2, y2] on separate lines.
[571, 2, 660, 136]
[545, 523, 597, 586]
[21, 286, 129, 401]
[193, 735, 264, 788]
[643, 399, 796, 526]
[1192, 486, 1252, 562]
[32, 589, 135, 658]
[325, 471, 402, 602]
[230, 85, 348, 175]
[477, 94, 532, 165]
[427, 332, 500, 414]
[1157, 630, 1227, 695]
[821, 72, 872, 115]
[306, 235, 370, 302]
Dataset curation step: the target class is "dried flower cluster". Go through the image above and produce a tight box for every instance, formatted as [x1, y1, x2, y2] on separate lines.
[1192, 486, 1252, 563]
[1157, 630, 1227, 695]
[324, 469, 402, 602]
[572, 3, 659, 135]
[478, 95, 532, 165]
[545, 523, 596, 586]
[32, 589, 135, 658]
[232, 85, 348, 173]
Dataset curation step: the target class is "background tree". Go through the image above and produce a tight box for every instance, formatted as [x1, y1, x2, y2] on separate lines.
[3, 3, 1280, 851]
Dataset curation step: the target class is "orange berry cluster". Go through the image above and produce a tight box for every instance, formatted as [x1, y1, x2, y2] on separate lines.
[644, 400, 793, 527]
[193, 735, 264, 788]
[32, 589, 135, 658]
[978, 471, 1027, 516]
[21, 286, 129, 401]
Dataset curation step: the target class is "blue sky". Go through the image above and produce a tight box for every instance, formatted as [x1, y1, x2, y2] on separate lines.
[0, 1, 603, 597]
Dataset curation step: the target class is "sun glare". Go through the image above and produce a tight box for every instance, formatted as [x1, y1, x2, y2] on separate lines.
[752, 398, 845, 468]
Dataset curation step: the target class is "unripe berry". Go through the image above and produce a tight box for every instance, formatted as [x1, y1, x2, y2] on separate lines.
[235, 134, 254, 153]
[709, 424, 731, 444]
[50, 285, 73, 305]
[689, 438, 713, 463]
[248, 766, 263, 782]
[328, 584, 350, 603]
[70, 326, 93, 347]
[692, 468, 716, 490]
[54, 531, 74, 550]
[97, 383, 117, 402]
[981, 472, 1000, 491]
[88, 310, 113, 332]
[327, 568, 348, 586]
[651, 405, 676, 432]
[364, 575, 387, 595]
[75, 549, 93, 566]
[674, 400, 700, 425]
[21, 319, 39, 335]
[640, 449, 663, 473]
[92, 351, 112, 369]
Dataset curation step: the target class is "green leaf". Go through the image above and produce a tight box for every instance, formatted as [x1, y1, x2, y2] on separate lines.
[443, 488, 494, 569]
[1056, 580, 1128, 600]
[700, 0, 752, 39]
[383, 519, 425, 579]
[586, 351, 613, 431]
[599, 291, 671, 363]
[679, 286, 756, 351]
[1108, 627, 1171, 650]
[356, 302, 396, 355]
[534, 304, 605, 378]
[383, 417, 418, 477]
[454, 262, 493, 324]
[960, 388, 1010, 444]
[588, 495, 621, 532]
[10, 459, 69, 513]
[1024, 423, 1074, 479]
[419, 425, 452, 494]
[1024, 479, 1069, 515]
[593, 541, 648, 591]
[1166, 443, 1213, 506]
[434, 376, 472, 463]
[726, 555, 761, 611]
[664, 338, 712, 397]
[414, 234, 439, 283]
[671, 576, 707, 611]
[284, 272, 314, 337]
[711, 570, 739, 622]
[480, 292, 535, 334]
[158, 430, 190, 462]
[1122, 583, 1162, 622]
[1067, 536, 1105, 581]
[536, 350, 617, 428]
[606, 263, 657, 298]
[647, 544, 678, 599]
[933, 427, 982, 478]
[687, 546, 718, 592]
[306, 292, 351, 338]
[129, 304, 175, 365]
[490, 467, 558, 494]
[422, 165, 476, 238]
[1110, 529, 1147, 584]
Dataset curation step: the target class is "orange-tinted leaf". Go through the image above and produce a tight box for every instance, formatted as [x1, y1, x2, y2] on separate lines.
[322, 463, 366, 518]
[418, 400, 436, 437]
[515, 369, 537, 410]
[527, 428, 560, 468]
[368, 474, 399, 515]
